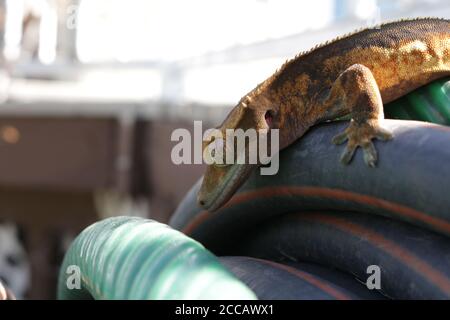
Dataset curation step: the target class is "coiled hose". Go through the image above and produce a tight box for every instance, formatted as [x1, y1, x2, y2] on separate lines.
[219, 256, 386, 300]
[58, 216, 256, 300]
[235, 211, 450, 299]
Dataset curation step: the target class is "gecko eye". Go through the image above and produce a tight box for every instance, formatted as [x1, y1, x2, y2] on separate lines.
[265, 110, 274, 127]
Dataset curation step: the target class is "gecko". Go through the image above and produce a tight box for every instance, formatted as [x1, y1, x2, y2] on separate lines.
[197, 17, 450, 212]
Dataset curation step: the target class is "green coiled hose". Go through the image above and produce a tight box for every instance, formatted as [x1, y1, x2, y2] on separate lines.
[385, 77, 450, 124]
[57, 216, 256, 300]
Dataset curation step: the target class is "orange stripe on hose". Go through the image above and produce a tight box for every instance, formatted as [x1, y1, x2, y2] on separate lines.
[247, 257, 351, 300]
[305, 213, 450, 297]
[182, 186, 450, 235]
[420, 122, 450, 133]
[182, 211, 210, 235]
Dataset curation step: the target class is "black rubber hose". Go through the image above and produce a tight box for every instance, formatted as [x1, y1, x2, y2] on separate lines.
[234, 211, 450, 299]
[219, 256, 385, 300]
[170, 120, 450, 251]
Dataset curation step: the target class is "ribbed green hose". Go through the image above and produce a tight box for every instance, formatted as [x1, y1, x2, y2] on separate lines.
[385, 77, 450, 124]
[57, 216, 256, 300]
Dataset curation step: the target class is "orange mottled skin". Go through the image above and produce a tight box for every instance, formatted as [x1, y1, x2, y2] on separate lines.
[198, 18, 450, 212]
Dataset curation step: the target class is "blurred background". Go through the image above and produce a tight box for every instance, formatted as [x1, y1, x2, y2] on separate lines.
[0, 0, 448, 299]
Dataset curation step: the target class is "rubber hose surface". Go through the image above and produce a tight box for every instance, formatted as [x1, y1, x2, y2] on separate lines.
[235, 211, 450, 299]
[219, 256, 385, 300]
[170, 119, 450, 249]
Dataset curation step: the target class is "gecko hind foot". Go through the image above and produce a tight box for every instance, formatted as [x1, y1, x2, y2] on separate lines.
[332, 119, 393, 167]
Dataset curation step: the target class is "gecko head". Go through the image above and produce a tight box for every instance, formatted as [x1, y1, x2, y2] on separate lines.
[197, 90, 279, 212]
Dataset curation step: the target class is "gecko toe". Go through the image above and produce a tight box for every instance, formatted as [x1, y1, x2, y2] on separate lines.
[340, 143, 356, 164]
[375, 128, 394, 141]
[332, 132, 349, 145]
[362, 141, 377, 167]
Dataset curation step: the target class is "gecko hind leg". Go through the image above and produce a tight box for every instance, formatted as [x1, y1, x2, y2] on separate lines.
[325, 64, 393, 167]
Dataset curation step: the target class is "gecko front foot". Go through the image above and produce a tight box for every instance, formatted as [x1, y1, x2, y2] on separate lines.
[332, 119, 393, 167]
